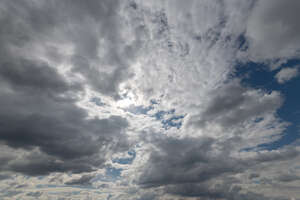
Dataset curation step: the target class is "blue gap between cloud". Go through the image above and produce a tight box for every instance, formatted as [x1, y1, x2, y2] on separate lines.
[235, 59, 300, 150]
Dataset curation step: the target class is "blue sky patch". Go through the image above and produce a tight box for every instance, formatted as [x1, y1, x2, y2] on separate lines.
[235, 59, 300, 150]
[152, 109, 185, 129]
[112, 150, 136, 165]
[105, 167, 122, 180]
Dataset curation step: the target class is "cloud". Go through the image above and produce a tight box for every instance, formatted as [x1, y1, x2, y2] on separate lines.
[0, 0, 300, 200]
[138, 134, 300, 199]
[138, 136, 239, 187]
[26, 191, 43, 198]
[0, 174, 10, 181]
[0, 0, 131, 176]
[276, 173, 300, 183]
[0, 190, 22, 199]
[0, 60, 130, 175]
[65, 174, 94, 186]
[275, 67, 299, 84]
[189, 80, 282, 129]
[0, 59, 75, 94]
[0, 0, 138, 99]
[134, 192, 158, 200]
[246, 0, 300, 61]
[165, 183, 290, 200]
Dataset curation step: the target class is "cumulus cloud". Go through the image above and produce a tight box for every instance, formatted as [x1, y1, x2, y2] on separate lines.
[276, 67, 299, 84]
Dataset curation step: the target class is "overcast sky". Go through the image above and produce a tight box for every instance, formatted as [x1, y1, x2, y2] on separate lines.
[1, 0, 300, 199]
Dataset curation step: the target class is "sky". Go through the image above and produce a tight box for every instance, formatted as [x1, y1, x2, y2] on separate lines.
[1, 0, 300, 199]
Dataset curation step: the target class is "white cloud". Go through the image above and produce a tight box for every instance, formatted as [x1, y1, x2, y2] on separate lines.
[276, 67, 299, 84]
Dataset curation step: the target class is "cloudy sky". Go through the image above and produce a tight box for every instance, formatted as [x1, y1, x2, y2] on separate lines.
[1, 0, 300, 199]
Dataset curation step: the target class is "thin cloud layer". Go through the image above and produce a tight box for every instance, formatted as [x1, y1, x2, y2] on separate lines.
[1, 0, 300, 200]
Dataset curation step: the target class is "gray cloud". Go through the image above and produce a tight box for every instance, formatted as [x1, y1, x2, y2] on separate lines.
[0, 61, 129, 175]
[0, 1, 131, 176]
[26, 191, 43, 198]
[166, 183, 289, 200]
[139, 136, 237, 188]
[0, 190, 22, 199]
[139, 136, 241, 187]
[6, 151, 94, 176]
[134, 192, 158, 200]
[189, 80, 282, 129]
[0, 174, 10, 180]
[248, 173, 260, 179]
[0, 102, 129, 176]
[65, 174, 94, 186]
[0, 0, 137, 98]
[0, 60, 73, 94]
[246, 0, 300, 60]
[276, 173, 300, 183]
[138, 134, 299, 199]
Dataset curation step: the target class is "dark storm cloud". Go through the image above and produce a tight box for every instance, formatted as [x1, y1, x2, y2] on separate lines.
[0, 0, 131, 176]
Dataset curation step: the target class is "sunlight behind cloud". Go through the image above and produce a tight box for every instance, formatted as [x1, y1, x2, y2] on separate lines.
[1, 0, 300, 200]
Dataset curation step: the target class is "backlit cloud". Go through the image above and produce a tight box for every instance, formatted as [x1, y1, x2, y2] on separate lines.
[1, 0, 300, 199]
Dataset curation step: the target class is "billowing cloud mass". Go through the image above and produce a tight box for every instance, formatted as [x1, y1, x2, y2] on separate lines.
[1, 0, 300, 199]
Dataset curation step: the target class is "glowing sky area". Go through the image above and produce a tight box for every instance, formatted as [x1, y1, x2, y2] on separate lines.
[1, 1, 300, 200]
